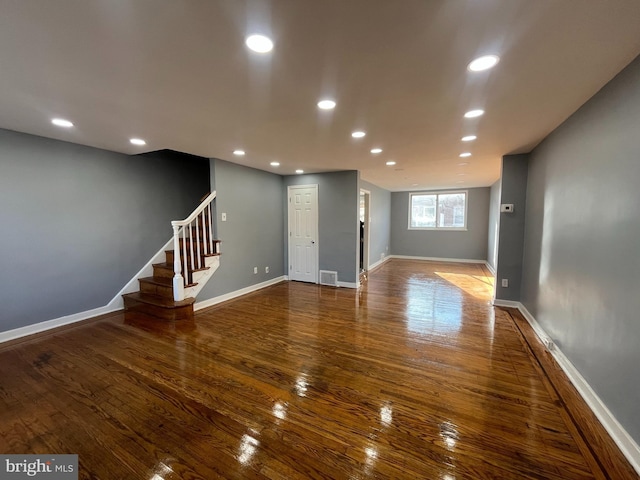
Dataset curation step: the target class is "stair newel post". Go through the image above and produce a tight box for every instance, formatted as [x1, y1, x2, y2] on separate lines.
[171, 223, 185, 302]
[208, 202, 214, 255]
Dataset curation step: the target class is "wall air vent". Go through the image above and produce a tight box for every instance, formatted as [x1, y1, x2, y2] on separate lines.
[319, 270, 338, 287]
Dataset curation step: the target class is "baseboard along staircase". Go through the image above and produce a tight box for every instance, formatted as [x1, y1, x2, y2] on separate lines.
[122, 191, 220, 320]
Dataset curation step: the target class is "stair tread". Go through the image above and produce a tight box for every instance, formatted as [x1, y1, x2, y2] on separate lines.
[139, 276, 173, 286]
[123, 292, 195, 308]
[139, 276, 198, 288]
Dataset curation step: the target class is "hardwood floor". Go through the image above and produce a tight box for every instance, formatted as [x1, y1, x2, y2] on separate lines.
[0, 259, 635, 479]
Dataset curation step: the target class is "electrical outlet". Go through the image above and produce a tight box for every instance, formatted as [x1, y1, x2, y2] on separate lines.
[501, 279, 509, 288]
[253, 267, 258, 274]
[381, 253, 385, 260]
[221, 212, 227, 221]
[265, 266, 270, 273]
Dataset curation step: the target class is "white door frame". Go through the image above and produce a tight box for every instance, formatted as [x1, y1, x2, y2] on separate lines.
[287, 184, 319, 283]
[360, 189, 371, 273]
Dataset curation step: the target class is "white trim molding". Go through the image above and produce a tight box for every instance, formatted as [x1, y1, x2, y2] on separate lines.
[0, 305, 121, 344]
[336, 281, 358, 289]
[390, 255, 487, 264]
[195, 276, 287, 311]
[497, 300, 640, 475]
[368, 254, 391, 272]
[485, 261, 496, 276]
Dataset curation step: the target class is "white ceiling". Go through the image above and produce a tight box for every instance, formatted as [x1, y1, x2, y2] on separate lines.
[1, 1, 640, 191]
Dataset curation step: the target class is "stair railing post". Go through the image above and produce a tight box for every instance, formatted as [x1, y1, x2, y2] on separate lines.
[171, 224, 185, 301]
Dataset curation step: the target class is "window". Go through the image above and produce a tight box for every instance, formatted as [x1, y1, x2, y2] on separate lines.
[409, 191, 467, 230]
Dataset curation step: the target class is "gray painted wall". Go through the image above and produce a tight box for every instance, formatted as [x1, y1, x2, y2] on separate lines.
[283, 171, 359, 284]
[390, 187, 490, 260]
[521, 54, 640, 444]
[494, 155, 528, 301]
[0, 129, 209, 332]
[197, 159, 284, 300]
[360, 179, 391, 267]
[487, 180, 501, 272]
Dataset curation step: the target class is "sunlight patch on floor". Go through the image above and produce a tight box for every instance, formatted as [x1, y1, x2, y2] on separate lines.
[434, 271, 494, 300]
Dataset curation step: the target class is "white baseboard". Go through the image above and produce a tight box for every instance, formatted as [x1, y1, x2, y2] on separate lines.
[510, 302, 640, 475]
[0, 305, 122, 344]
[194, 276, 287, 311]
[492, 298, 520, 308]
[390, 255, 487, 264]
[368, 255, 391, 272]
[337, 281, 358, 289]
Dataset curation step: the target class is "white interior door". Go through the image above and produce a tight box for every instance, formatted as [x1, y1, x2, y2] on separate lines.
[288, 185, 319, 283]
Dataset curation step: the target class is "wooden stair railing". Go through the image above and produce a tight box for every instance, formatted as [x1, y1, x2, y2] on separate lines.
[122, 191, 220, 320]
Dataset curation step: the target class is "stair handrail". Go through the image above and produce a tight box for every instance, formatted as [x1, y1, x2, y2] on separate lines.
[171, 191, 217, 301]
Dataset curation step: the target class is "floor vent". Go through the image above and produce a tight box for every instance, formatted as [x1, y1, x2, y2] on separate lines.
[319, 270, 338, 287]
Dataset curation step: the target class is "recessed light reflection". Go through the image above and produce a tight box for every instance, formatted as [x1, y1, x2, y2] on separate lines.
[295, 377, 308, 396]
[461, 135, 477, 142]
[237, 434, 259, 465]
[51, 118, 73, 128]
[371, 148, 383, 154]
[295, 169, 304, 174]
[351, 131, 366, 138]
[386, 161, 396, 166]
[440, 422, 459, 451]
[273, 402, 287, 420]
[380, 405, 393, 426]
[464, 109, 484, 118]
[130, 138, 146, 146]
[459, 152, 472, 158]
[270, 161, 280, 167]
[233, 150, 245, 156]
[245, 34, 273, 53]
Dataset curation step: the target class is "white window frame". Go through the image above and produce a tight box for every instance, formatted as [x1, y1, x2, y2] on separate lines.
[408, 190, 468, 231]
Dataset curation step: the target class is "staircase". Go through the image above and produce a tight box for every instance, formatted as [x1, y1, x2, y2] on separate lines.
[122, 192, 220, 321]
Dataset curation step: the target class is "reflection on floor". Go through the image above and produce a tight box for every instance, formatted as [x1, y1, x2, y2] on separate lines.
[0, 259, 630, 479]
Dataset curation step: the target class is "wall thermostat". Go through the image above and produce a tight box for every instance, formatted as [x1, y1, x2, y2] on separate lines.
[500, 204, 514, 213]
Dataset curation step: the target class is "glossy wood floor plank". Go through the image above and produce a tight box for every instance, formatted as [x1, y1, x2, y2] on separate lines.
[0, 259, 635, 479]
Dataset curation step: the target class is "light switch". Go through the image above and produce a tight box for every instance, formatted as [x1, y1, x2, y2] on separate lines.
[221, 212, 227, 221]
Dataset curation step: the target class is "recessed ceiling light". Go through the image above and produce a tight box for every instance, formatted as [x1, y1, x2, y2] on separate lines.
[270, 161, 280, 167]
[468, 55, 500, 72]
[370, 148, 383, 154]
[461, 135, 477, 142]
[295, 169, 304, 174]
[245, 34, 273, 53]
[51, 118, 73, 128]
[386, 161, 396, 166]
[317, 99, 336, 110]
[130, 138, 146, 146]
[459, 152, 472, 157]
[464, 109, 484, 118]
[233, 150, 245, 156]
[351, 131, 366, 138]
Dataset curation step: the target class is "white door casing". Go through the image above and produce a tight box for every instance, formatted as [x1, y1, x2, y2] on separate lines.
[288, 185, 319, 283]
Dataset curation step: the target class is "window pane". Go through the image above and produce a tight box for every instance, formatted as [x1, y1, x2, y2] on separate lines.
[437, 193, 466, 228]
[410, 194, 436, 228]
